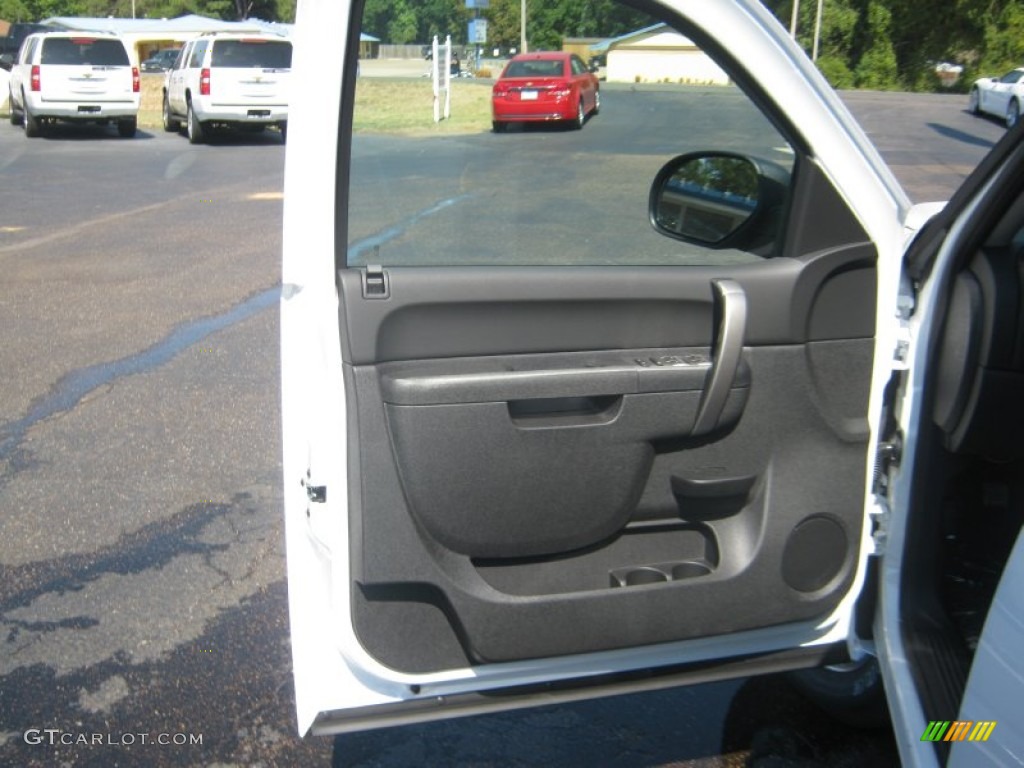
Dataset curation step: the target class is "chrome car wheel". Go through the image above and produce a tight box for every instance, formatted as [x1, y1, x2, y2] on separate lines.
[968, 88, 979, 115]
[1007, 99, 1020, 129]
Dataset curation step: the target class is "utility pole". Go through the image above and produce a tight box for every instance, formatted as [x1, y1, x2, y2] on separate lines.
[521, 0, 527, 53]
[812, 0, 824, 61]
[789, 0, 800, 37]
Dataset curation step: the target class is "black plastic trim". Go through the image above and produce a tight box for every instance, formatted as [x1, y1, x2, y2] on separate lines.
[310, 643, 848, 736]
[379, 352, 740, 406]
[334, 0, 365, 275]
[338, 247, 875, 366]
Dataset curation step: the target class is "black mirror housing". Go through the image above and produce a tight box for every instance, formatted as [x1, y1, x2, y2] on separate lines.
[649, 151, 790, 252]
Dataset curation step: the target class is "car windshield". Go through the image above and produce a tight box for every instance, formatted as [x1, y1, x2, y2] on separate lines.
[504, 59, 565, 78]
[210, 40, 292, 69]
[41, 38, 129, 66]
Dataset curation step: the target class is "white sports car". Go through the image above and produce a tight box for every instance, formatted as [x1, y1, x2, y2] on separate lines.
[968, 67, 1024, 127]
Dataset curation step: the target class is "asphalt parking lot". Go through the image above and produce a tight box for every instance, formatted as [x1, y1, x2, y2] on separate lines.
[0, 81, 1007, 767]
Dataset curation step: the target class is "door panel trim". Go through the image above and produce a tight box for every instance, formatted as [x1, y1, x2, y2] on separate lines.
[337, 245, 875, 366]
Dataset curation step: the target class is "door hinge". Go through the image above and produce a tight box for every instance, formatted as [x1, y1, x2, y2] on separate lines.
[870, 432, 902, 555]
[892, 274, 916, 370]
[301, 477, 326, 503]
[877, 434, 902, 470]
[893, 325, 912, 370]
[873, 432, 903, 494]
[869, 498, 890, 555]
[361, 264, 390, 299]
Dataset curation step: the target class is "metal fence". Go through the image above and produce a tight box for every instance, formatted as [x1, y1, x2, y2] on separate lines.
[376, 44, 426, 59]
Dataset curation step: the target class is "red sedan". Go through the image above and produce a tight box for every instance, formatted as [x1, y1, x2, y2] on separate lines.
[491, 51, 600, 132]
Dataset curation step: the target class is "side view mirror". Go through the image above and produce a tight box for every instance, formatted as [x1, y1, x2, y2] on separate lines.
[0, 53, 13, 72]
[649, 152, 789, 249]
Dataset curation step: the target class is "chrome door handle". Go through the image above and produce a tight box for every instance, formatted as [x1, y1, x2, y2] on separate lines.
[692, 278, 747, 436]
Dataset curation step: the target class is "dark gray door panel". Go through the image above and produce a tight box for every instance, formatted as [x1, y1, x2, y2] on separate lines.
[340, 247, 876, 673]
[349, 347, 868, 669]
[387, 391, 719, 559]
[337, 246, 875, 365]
[378, 347, 749, 558]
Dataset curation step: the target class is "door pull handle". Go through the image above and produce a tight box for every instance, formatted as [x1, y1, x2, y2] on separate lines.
[692, 278, 747, 436]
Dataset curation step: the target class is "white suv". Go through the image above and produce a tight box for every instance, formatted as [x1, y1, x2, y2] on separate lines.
[162, 32, 291, 144]
[5, 31, 140, 138]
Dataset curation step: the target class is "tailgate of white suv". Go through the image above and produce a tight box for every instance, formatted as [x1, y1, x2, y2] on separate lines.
[210, 39, 291, 106]
[40, 37, 135, 104]
[43, 65, 136, 102]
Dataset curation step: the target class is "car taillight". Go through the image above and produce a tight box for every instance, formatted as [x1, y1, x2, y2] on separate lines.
[200, 67, 211, 96]
[552, 87, 571, 98]
[132, 66, 140, 93]
[493, 85, 508, 98]
[30, 65, 40, 92]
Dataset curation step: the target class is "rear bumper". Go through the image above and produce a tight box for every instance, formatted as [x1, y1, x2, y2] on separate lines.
[492, 111, 568, 122]
[493, 98, 572, 122]
[193, 101, 289, 124]
[31, 95, 140, 119]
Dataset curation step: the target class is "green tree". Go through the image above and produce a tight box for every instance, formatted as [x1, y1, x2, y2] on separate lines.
[978, 2, 1024, 75]
[816, 54, 855, 88]
[0, 0, 290, 20]
[3, 0, 84, 20]
[0, 0, 34, 21]
[388, 0, 418, 44]
[806, 0, 858, 88]
[273, 0, 293, 23]
[481, 0, 649, 52]
[142, 0, 199, 19]
[361, 0, 391, 40]
[484, 0, 521, 49]
[417, 0, 469, 44]
[853, 1, 899, 89]
[764, 0, 1021, 92]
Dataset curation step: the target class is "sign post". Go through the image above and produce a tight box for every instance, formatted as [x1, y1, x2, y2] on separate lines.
[432, 35, 452, 123]
[432, 35, 440, 123]
[444, 34, 452, 120]
[466, 0, 489, 73]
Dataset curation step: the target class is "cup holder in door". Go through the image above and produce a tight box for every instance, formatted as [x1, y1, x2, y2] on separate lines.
[671, 561, 712, 580]
[610, 560, 713, 588]
[612, 567, 669, 587]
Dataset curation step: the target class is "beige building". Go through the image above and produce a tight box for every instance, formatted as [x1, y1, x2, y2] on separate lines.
[599, 23, 730, 85]
[562, 37, 603, 63]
